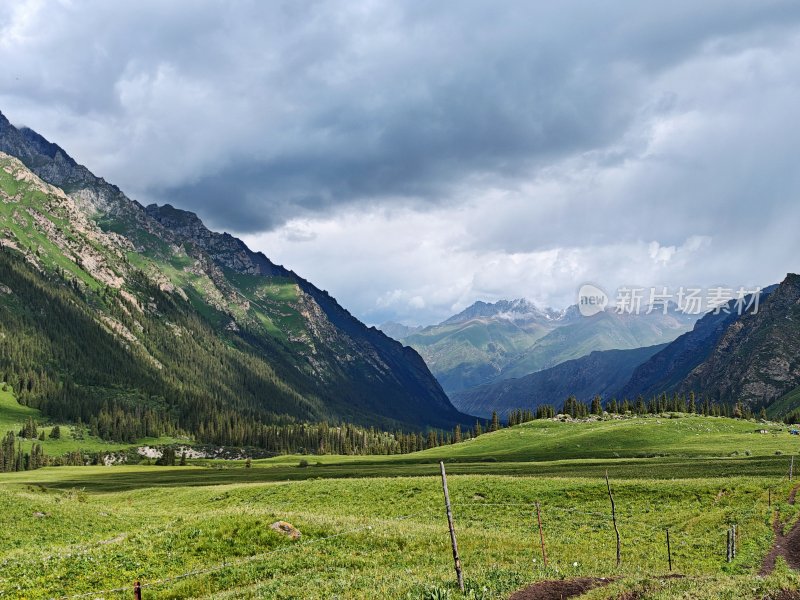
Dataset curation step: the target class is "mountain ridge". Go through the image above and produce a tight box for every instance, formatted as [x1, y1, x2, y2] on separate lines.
[0, 110, 467, 435]
[451, 343, 668, 418]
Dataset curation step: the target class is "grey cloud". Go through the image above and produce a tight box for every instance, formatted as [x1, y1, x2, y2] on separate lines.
[3, 1, 800, 324]
[4, 1, 800, 233]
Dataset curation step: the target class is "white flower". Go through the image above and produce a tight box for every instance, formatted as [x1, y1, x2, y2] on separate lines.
[573, 562, 578, 567]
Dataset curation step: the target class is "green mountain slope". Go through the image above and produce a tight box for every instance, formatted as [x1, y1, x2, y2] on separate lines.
[402, 307, 562, 392]
[616, 277, 800, 416]
[0, 109, 467, 438]
[615, 289, 774, 400]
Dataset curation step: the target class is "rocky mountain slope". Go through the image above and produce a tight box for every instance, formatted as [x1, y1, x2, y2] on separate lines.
[616, 278, 800, 414]
[677, 275, 800, 408]
[451, 343, 667, 418]
[0, 110, 466, 436]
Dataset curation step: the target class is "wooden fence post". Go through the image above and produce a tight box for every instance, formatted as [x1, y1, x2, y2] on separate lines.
[726, 528, 730, 562]
[732, 524, 736, 559]
[605, 470, 621, 567]
[439, 461, 465, 593]
[535, 501, 548, 567]
[134, 580, 142, 600]
[666, 528, 672, 572]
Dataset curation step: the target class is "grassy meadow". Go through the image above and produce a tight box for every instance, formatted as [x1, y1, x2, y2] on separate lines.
[2, 394, 800, 598]
[0, 386, 182, 455]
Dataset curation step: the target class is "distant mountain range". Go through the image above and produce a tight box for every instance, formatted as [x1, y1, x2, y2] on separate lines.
[446, 276, 800, 419]
[451, 344, 667, 418]
[382, 298, 696, 394]
[0, 109, 468, 438]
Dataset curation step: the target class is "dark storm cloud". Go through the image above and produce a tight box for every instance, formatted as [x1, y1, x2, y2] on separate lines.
[3, 1, 800, 323]
[3, 1, 800, 234]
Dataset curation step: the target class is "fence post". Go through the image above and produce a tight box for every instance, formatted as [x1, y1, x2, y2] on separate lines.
[439, 461, 465, 593]
[605, 470, 621, 567]
[535, 501, 548, 567]
[134, 580, 142, 600]
[726, 527, 732, 562]
[666, 528, 672, 572]
[732, 524, 736, 558]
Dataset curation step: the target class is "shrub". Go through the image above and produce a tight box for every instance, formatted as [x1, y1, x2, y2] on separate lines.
[298, 459, 309, 468]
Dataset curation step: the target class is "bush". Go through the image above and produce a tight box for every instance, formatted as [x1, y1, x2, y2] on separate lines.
[298, 459, 309, 468]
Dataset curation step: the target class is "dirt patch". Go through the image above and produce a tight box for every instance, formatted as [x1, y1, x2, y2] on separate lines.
[764, 591, 800, 600]
[509, 577, 612, 600]
[761, 485, 800, 575]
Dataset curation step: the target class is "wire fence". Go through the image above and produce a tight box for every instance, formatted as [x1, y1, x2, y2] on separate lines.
[8, 467, 796, 599]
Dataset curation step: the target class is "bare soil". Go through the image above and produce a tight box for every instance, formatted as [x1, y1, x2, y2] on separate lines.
[508, 577, 612, 600]
[761, 484, 800, 575]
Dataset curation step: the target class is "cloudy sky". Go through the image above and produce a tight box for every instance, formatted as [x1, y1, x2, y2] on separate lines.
[1, 1, 799, 325]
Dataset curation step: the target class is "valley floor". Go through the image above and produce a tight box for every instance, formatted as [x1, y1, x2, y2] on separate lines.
[2, 415, 800, 599]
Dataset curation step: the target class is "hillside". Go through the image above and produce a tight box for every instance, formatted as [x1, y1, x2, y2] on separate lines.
[0, 110, 467, 438]
[679, 274, 800, 408]
[616, 295, 766, 400]
[451, 344, 666, 418]
[416, 413, 796, 462]
[618, 279, 800, 414]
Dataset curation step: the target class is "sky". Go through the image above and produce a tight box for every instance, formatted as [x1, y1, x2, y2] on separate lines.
[1, 1, 799, 326]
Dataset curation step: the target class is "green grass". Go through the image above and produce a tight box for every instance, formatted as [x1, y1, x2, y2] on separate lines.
[414, 415, 800, 462]
[0, 384, 39, 432]
[1, 415, 800, 598]
[0, 385, 182, 455]
[771, 385, 800, 418]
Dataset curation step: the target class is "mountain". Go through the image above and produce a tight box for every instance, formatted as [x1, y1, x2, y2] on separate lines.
[616, 298, 759, 400]
[377, 321, 423, 341]
[401, 299, 577, 393]
[616, 279, 800, 415]
[497, 307, 697, 380]
[401, 298, 696, 394]
[677, 274, 800, 408]
[451, 344, 666, 418]
[0, 109, 466, 438]
[440, 299, 575, 326]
